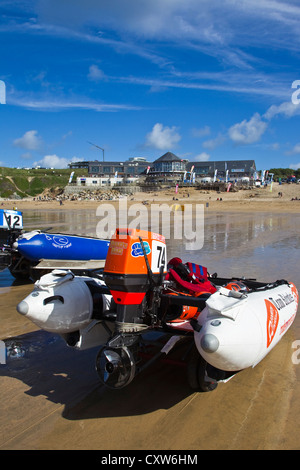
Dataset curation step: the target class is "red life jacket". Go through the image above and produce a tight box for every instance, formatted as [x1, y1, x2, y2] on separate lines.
[166, 261, 216, 296]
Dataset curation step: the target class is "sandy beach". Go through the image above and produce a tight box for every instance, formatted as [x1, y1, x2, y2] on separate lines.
[0, 181, 300, 450]
[1, 181, 300, 213]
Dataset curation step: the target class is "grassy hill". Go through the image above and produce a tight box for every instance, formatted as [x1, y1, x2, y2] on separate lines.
[0, 167, 88, 198]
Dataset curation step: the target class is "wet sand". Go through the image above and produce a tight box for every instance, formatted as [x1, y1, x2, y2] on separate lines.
[0, 182, 300, 450]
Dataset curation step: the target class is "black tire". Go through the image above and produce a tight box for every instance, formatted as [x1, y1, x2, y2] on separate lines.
[187, 346, 218, 392]
[197, 355, 218, 392]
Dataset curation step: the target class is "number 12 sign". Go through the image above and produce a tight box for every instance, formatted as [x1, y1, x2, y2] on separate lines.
[0, 209, 23, 230]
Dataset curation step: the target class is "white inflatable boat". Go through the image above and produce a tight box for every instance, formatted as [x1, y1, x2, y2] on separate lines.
[16, 228, 299, 392]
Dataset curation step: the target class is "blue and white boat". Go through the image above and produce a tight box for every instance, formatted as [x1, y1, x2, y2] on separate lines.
[0, 209, 110, 278]
[13, 230, 110, 263]
[10, 230, 110, 278]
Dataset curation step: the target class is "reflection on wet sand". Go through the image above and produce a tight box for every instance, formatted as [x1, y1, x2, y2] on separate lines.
[0, 208, 299, 450]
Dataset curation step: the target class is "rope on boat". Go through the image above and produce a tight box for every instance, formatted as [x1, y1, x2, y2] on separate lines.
[115, 321, 149, 334]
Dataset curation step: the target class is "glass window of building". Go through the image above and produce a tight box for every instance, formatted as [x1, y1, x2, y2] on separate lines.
[90, 166, 100, 173]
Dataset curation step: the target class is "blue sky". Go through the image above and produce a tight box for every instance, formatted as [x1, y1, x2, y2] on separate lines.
[1, 0, 300, 171]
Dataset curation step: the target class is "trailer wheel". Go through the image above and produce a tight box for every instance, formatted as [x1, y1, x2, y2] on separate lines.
[197, 356, 218, 392]
[187, 346, 218, 392]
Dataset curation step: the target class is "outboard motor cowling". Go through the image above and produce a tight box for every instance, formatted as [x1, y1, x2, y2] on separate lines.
[103, 228, 167, 326]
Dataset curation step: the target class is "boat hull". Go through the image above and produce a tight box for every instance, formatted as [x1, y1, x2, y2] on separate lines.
[16, 270, 113, 350]
[194, 281, 299, 371]
[14, 230, 110, 262]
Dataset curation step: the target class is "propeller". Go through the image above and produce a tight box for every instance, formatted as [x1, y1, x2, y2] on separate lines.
[95, 346, 136, 389]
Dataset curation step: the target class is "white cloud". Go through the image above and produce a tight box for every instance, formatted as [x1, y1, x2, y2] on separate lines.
[291, 143, 300, 154]
[194, 152, 210, 162]
[9, 95, 140, 112]
[191, 126, 211, 138]
[32, 0, 300, 81]
[264, 101, 300, 120]
[269, 142, 280, 151]
[7, 1, 297, 102]
[21, 152, 33, 160]
[145, 123, 181, 150]
[13, 130, 43, 151]
[226, 99, 300, 149]
[33, 154, 74, 169]
[289, 163, 300, 170]
[286, 143, 300, 155]
[228, 113, 268, 145]
[203, 133, 226, 150]
[36, 0, 300, 49]
[88, 64, 106, 81]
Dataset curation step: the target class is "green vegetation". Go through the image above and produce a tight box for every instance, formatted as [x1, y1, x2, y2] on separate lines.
[269, 168, 300, 181]
[0, 167, 88, 198]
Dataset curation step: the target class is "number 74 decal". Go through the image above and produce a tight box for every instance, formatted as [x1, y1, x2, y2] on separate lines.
[151, 241, 166, 273]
